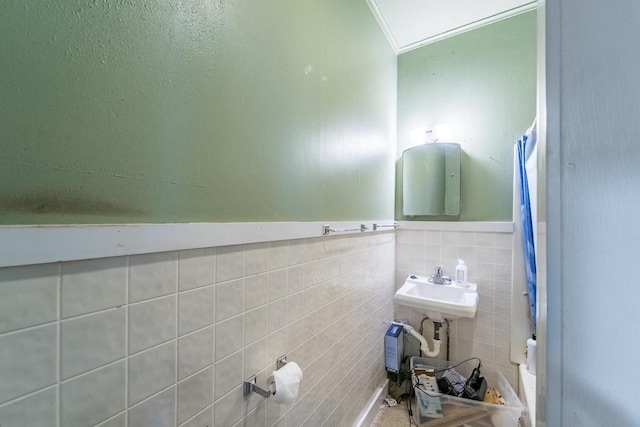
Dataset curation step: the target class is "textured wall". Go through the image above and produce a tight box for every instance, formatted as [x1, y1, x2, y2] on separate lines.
[0, 0, 396, 224]
[396, 12, 536, 221]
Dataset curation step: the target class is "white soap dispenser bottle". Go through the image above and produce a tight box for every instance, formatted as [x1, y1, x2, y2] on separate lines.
[455, 259, 468, 287]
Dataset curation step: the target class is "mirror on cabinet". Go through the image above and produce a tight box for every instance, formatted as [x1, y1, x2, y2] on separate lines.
[402, 143, 461, 216]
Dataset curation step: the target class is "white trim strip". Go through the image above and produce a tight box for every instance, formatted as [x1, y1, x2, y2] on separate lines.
[397, 221, 513, 233]
[354, 379, 389, 427]
[397, 2, 538, 54]
[366, 0, 400, 54]
[367, 1, 537, 56]
[0, 220, 396, 268]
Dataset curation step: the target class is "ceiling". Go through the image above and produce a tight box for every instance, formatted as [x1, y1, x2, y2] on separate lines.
[368, 0, 537, 54]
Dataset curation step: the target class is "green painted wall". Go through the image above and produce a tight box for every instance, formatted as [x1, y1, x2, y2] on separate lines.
[0, 0, 396, 224]
[396, 12, 536, 221]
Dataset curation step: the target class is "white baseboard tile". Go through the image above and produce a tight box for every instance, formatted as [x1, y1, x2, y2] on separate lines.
[354, 378, 389, 427]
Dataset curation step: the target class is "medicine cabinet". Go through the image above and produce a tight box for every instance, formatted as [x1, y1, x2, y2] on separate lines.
[402, 143, 461, 216]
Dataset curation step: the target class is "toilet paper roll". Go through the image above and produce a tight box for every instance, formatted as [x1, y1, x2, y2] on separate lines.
[271, 362, 303, 405]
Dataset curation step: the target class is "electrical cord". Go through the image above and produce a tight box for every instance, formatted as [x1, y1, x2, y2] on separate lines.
[409, 367, 443, 398]
[405, 374, 419, 426]
[411, 375, 443, 398]
[434, 357, 482, 374]
[407, 357, 484, 423]
[410, 357, 483, 397]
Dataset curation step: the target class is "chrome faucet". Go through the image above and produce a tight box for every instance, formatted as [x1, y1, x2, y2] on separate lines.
[430, 266, 451, 285]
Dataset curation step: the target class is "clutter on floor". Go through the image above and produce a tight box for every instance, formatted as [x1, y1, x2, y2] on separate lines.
[379, 356, 526, 426]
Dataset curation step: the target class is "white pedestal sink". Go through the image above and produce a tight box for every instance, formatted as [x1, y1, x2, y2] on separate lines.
[394, 274, 479, 321]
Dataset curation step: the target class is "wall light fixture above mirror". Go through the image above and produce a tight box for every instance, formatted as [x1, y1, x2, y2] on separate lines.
[409, 123, 456, 144]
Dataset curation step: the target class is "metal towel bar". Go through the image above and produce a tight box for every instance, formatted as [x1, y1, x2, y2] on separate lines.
[322, 222, 398, 235]
[372, 222, 398, 231]
[322, 224, 368, 235]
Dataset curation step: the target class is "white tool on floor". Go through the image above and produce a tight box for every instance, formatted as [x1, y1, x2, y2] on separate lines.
[384, 397, 398, 407]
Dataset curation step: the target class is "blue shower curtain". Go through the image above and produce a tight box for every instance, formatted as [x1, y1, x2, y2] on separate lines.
[517, 123, 537, 335]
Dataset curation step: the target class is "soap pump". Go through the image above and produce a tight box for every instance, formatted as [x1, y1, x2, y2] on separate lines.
[455, 259, 468, 287]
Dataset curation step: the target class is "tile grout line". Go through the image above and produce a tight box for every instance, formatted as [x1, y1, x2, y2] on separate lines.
[0, 320, 63, 338]
[177, 362, 216, 393]
[179, 402, 214, 427]
[4, 234, 396, 426]
[124, 255, 130, 427]
[58, 357, 129, 386]
[316, 334, 383, 427]
[175, 250, 180, 427]
[125, 336, 178, 359]
[57, 305, 130, 324]
[212, 248, 218, 424]
[127, 382, 176, 412]
[305, 316, 381, 425]
[176, 321, 214, 342]
[275, 242, 294, 425]
[56, 262, 62, 427]
[0, 385, 59, 409]
[241, 244, 247, 422]
[95, 411, 126, 427]
[288, 269, 388, 400]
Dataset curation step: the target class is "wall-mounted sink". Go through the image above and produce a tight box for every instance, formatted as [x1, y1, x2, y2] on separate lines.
[394, 275, 479, 321]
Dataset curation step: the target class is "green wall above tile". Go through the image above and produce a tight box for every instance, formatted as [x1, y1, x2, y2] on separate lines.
[396, 12, 537, 221]
[0, 0, 397, 224]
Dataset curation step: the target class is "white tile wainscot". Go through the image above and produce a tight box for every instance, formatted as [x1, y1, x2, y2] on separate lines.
[394, 221, 518, 389]
[0, 226, 395, 427]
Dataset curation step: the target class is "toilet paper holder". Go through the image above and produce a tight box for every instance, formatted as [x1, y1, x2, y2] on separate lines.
[243, 355, 288, 398]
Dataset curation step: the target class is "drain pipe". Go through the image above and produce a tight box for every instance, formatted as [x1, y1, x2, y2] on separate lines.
[402, 323, 441, 357]
[445, 320, 451, 361]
